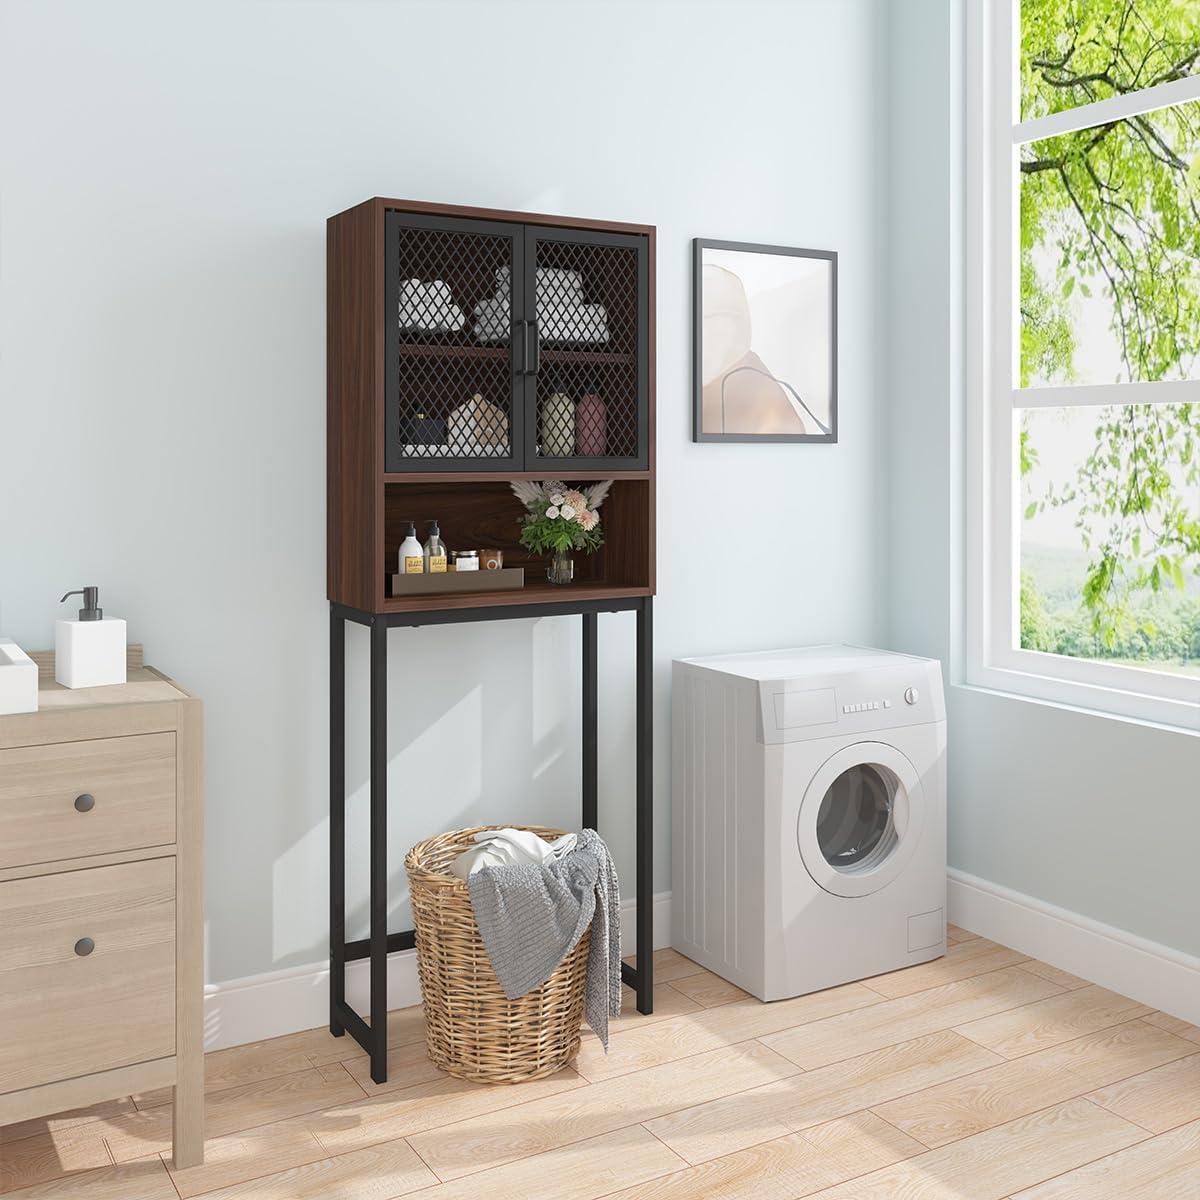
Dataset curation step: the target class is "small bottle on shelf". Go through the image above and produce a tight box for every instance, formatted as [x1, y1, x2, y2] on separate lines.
[424, 521, 447, 573]
[576, 379, 607, 456]
[398, 522, 424, 574]
[540, 392, 576, 457]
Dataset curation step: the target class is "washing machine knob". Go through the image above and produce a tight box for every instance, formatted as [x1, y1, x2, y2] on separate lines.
[904, 686, 919, 705]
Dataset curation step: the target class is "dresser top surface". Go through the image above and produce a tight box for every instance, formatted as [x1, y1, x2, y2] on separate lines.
[34, 666, 188, 712]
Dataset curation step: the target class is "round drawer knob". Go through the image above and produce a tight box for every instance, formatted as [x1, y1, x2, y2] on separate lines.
[74, 793, 96, 813]
[74, 937, 95, 957]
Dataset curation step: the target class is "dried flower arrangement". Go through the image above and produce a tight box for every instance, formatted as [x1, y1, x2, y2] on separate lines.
[510, 480, 613, 556]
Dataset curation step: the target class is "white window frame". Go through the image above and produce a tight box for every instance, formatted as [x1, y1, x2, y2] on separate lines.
[966, 0, 1200, 732]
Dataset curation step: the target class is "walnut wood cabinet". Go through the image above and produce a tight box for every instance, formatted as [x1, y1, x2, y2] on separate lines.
[327, 197, 656, 614]
[326, 198, 657, 1085]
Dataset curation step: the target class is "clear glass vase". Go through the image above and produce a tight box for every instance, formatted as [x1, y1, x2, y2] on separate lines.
[546, 549, 574, 585]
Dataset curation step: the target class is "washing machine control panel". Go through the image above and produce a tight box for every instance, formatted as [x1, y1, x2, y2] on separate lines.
[757, 666, 945, 744]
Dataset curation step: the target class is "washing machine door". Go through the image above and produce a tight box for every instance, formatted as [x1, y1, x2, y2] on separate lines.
[797, 741, 926, 898]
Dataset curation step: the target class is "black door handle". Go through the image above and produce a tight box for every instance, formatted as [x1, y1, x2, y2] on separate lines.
[74, 937, 95, 957]
[529, 319, 540, 375]
[513, 320, 527, 375]
[75, 793, 95, 813]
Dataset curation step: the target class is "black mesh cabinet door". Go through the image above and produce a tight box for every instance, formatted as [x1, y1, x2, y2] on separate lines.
[384, 213, 526, 472]
[522, 227, 649, 471]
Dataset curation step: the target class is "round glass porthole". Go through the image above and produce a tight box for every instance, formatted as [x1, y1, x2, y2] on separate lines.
[814, 762, 900, 874]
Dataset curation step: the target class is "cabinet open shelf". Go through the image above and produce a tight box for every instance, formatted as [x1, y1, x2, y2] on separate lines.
[382, 477, 652, 605]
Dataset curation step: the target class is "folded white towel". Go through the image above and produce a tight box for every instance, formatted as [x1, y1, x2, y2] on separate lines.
[398, 278, 465, 332]
[536, 267, 584, 306]
[492, 266, 585, 302]
[473, 268, 608, 344]
[541, 303, 608, 344]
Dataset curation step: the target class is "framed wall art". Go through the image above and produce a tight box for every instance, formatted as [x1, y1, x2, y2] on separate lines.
[693, 239, 837, 443]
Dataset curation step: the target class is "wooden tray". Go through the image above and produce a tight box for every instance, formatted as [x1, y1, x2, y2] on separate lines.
[389, 567, 525, 596]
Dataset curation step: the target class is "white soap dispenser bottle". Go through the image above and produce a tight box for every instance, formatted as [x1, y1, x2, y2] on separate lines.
[55, 586, 127, 688]
[398, 522, 424, 575]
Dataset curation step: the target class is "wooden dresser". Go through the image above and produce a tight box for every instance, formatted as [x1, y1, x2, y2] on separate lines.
[0, 648, 203, 1167]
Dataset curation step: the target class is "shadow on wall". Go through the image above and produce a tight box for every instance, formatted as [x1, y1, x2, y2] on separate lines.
[262, 616, 590, 973]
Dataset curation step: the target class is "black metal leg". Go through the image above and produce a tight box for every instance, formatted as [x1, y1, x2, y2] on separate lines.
[635, 596, 654, 1014]
[329, 609, 346, 1037]
[582, 612, 598, 831]
[369, 616, 389, 1084]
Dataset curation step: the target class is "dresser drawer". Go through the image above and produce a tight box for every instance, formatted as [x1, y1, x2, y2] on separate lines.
[0, 858, 176, 1094]
[0, 733, 176, 870]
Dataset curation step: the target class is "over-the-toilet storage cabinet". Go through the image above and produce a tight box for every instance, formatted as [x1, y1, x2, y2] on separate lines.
[326, 198, 658, 1078]
[328, 197, 656, 613]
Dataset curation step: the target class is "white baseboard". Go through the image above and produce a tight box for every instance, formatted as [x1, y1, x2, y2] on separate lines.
[203, 891, 673, 1052]
[948, 868, 1200, 1026]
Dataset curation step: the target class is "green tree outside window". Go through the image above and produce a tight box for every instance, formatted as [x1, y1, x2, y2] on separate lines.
[1019, 0, 1200, 670]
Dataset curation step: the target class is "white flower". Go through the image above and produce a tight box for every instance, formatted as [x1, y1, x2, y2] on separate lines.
[546, 505, 560, 519]
[559, 504, 577, 520]
[549, 493, 565, 506]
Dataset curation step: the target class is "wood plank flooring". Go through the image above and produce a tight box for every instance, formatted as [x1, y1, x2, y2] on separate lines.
[3, 934, 1199, 1198]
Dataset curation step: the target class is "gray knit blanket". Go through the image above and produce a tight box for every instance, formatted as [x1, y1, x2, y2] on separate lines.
[467, 828, 622, 1049]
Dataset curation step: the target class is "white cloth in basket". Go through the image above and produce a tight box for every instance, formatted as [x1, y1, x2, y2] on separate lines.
[449, 828, 577, 879]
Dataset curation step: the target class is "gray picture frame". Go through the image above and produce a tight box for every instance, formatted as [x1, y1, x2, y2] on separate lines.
[692, 238, 838, 444]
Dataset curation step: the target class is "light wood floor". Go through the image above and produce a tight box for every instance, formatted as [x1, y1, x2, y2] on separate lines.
[4, 927, 1200, 1198]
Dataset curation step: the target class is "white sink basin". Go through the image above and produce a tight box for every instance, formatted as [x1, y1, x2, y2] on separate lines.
[0, 638, 38, 714]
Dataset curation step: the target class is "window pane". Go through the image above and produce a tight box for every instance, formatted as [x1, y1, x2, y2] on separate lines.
[1020, 0, 1200, 123]
[1019, 404, 1200, 676]
[1019, 97, 1200, 387]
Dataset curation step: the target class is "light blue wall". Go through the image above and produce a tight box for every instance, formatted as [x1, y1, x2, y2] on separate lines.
[0, 0, 891, 983]
[886, 0, 1200, 959]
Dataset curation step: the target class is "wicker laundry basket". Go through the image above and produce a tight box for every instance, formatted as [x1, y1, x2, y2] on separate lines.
[406, 825, 590, 1084]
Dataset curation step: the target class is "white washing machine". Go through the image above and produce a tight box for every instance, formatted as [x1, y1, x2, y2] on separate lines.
[672, 645, 947, 1001]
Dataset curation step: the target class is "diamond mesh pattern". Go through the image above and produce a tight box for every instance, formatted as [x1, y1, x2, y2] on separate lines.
[394, 226, 514, 461]
[533, 239, 639, 461]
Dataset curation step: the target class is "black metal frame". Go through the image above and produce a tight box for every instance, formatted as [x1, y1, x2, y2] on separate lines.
[329, 595, 654, 1084]
[692, 237, 838, 445]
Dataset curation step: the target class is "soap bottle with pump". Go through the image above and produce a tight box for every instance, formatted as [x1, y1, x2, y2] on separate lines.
[398, 522, 424, 574]
[424, 521, 447, 573]
[55, 587, 127, 688]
